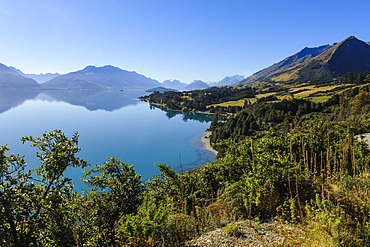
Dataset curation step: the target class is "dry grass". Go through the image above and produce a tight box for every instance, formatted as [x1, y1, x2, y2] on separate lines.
[270, 71, 300, 82]
[207, 83, 353, 108]
[255, 92, 276, 99]
[305, 96, 332, 103]
[207, 98, 256, 108]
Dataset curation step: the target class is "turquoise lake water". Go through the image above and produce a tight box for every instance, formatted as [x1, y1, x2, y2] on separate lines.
[0, 89, 215, 188]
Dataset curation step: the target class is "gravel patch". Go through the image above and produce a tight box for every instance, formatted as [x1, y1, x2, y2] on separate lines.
[185, 220, 293, 247]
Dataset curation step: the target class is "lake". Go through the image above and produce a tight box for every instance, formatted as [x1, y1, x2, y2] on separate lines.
[0, 89, 216, 188]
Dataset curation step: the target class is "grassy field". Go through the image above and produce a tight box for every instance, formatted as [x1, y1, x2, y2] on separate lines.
[305, 95, 332, 103]
[255, 92, 276, 98]
[207, 98, 256, 108]
[207, 83, 354, 108]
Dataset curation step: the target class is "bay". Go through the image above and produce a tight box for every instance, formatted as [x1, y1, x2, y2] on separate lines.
[0, 89, 215, 188]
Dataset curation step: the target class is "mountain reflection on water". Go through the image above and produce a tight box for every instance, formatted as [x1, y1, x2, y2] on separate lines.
[149, 104, 214, 123]
[0, 89, 148, 113]
[0, 89, 215, 123]
[0, 90, 40, 114]
[38, 89, 145, 111]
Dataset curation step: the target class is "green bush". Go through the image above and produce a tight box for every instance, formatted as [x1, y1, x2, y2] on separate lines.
[223, 223, 241, 237]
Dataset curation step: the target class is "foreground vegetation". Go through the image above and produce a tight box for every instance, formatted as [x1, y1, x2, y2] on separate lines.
[2, 75, 370, 246]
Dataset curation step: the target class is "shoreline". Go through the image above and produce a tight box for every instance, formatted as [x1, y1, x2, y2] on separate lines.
[200, 131, 218, 156]
[141, 100, 216, 115]
[143, 99, 219, 156]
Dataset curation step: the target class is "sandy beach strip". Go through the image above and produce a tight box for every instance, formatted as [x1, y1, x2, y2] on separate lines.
[200, 131, 218, 155]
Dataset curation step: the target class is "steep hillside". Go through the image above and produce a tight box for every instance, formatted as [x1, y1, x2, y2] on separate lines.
[240, 44, 333, 84]
[240, 36, 370, 85]
[294, 36, 370, 80]
[269, 36, 370, 82]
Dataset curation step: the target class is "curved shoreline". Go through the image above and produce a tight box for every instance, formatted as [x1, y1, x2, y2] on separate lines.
[200, 131, 218, 156]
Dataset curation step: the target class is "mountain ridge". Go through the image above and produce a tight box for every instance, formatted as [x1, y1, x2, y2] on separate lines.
[0, 63, 40, 89]
[182, 80, 210, 91]
[161, 79, 187, 90]
[2, 36, 369, 90]
[26, 73, 61, 83]
[43, 65, 161, 89]
[211, 75, 245, 86]
[278, 36, 370, 81]
[240, 36, 370, 84]
[239, 44, 334, 84]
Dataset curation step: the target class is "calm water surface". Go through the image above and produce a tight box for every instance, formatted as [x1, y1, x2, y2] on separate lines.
[0, 89, 215, 188]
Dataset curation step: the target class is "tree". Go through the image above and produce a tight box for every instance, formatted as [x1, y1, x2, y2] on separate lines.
[0, 145, 32, 246]
[350, 90, 370, 114]
[80, 157, 144, 246]
[1, 130, 88, 246]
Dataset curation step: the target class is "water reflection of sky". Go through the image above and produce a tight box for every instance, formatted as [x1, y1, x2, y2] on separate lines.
[0, 90, 215, 189]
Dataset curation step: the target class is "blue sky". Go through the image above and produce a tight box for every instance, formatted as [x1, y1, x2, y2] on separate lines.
[1, 0, 370, 83]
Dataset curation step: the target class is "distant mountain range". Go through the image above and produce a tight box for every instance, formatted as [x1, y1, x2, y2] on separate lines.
[160, 75, 244, 91]
[0, 63, 165, 90]
[1, 62, 231, 91]
[2, 36, 369, 90]
[161, 80, 187, 90]
[0, 63, 40, 89]
[8, 67, 61, 83]
[182, 80, 210, 91]
[239, 36, 370, 84]
[42, 65, 161, 89]
[26, 73, 61, 83]
[209, 75, 245, 86]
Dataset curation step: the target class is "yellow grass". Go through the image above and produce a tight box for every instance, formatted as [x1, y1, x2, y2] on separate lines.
[255, 92, 276, 99]
[207, 98, 256, 108]
[282, 84, 352, 100]
[207, 83, 353, 108]
[305, 96, 332, 103]
[271, 71, 300, 81]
